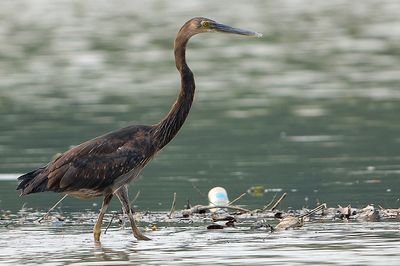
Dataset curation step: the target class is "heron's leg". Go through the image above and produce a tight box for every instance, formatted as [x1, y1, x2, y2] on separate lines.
[115, 185, 150, 240]
[93, 193, 113, 242]
[120, 206, 126, 229]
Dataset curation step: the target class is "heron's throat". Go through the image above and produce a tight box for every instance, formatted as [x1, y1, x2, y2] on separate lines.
[154, 34, 195, 150]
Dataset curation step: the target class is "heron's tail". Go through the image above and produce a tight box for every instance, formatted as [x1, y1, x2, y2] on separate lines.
[17, 167, 48, 196]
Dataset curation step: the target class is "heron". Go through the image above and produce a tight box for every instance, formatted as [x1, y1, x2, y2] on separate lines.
[16, 17, 261, 241]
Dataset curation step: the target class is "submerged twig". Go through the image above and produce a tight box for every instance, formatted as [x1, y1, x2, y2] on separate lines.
[269, 193, 287, 211]
[262, 193, 277, 211]
[275, 203, 326, 231]
[191, 183, 207, 198]
[37, 194, 68, 223]
[207, 205, 250, 213]
[228, 192, 246, 206]
[168, 192, 177, 218]
[299, 203, 327, 218]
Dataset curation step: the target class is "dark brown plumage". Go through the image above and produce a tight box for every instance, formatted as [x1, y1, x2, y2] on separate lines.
[17, 17, 261, 241]
[18, 125, 156, 198]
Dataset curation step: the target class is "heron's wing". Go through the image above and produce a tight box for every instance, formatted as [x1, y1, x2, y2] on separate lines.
[45, 126, 152, 192]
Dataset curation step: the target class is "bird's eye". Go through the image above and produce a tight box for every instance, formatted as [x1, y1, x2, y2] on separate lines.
[201, 21, 209, 28]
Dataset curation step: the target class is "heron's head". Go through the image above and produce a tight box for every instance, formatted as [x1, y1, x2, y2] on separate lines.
[179, 17, 262, 39]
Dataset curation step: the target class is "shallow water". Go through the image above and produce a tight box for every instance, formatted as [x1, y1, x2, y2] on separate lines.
[1, 217, 400, 265]
[1, 0, 400, 265]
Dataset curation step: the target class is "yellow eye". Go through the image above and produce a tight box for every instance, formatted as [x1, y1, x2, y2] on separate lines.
[201, 21, 209, 28]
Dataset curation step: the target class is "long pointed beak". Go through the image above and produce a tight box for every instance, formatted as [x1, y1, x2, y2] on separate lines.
[210, 22, 262, 37]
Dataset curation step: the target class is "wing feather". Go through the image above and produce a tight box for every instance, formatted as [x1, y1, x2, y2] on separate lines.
[41, 126, 154, 193]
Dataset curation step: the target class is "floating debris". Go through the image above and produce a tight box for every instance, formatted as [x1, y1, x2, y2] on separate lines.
[336, 205, 353, 220]
[3, 189, 399, 241]
[208, 187, 229, 211]
[250, 219, 274, 232]
[275, 216, 304, 231]
[248, 185, 264, 197]
[182, 204, 250, 217]
[379, 207, 400, 220]
[207, 224, 225, 230]
[207, 216, 236, 229]
[212, 215, 236, 227]
[168, 192, 177, 218]
[356, 205, 380, 222]
[145, 224, 158, 231]
[274, 203, 326, 231]
[212, 215, 236, 223]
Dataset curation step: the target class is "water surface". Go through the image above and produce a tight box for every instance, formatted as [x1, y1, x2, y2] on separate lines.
[1, 217, 400, 265]
[1, 0, 400, 265]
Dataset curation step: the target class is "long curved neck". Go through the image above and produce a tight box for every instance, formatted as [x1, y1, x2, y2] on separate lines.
[153, 31, 195, 150]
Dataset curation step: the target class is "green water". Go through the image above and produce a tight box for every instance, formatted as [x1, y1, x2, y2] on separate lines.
[0, 0, 400, 264]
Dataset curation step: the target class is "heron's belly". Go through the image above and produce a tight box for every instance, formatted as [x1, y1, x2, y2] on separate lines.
[67, 189, 105, 199]
[65, 167, 144, 199]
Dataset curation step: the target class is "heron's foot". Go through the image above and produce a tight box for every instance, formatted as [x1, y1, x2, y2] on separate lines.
[133, 228, 151, 241]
